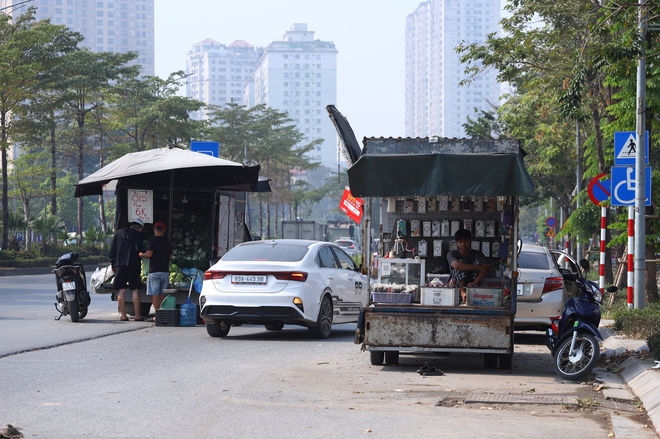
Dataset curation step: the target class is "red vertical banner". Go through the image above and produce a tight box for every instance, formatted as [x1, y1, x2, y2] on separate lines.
[339, 186, 364, 224]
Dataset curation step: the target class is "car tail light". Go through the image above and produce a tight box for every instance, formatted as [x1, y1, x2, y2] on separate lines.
[542, 277, 564, 295]
[204, 271, 228, 280]
[273, 271, 308, 282]
[550, 317, 560, 334]
[348, 244, 355, 249]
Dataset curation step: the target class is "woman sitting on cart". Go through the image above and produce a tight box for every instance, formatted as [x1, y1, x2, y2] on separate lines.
[447, 229, 490, 304]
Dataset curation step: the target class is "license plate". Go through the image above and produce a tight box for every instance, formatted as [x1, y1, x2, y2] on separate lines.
[516, 284, 524, 296]
[62, 281, 76, 291]
[231, 275, 266, 284]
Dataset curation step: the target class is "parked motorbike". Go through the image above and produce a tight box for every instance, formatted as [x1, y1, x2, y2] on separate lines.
[54, 251, 91, 322]
[546, 258, 617, 380]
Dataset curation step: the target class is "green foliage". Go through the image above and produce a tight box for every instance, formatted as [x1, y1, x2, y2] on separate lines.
[647, 333, 660, 360]
[612, 302, 660, 339]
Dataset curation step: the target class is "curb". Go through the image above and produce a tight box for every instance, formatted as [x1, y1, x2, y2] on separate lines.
[601, 326, 660, 436]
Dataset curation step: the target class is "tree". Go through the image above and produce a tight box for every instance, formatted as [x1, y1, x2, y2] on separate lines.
[8, 149, 49, 248]
[0, 8, 81, 250]
[56, 49, 139, 242]
[207, 104, 320, 236]
[109, 71, 206, 153]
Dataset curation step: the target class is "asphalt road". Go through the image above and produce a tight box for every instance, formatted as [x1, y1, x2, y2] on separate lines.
[0, 274, 652, 438]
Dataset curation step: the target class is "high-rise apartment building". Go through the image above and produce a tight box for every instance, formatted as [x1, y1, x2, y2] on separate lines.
[249, 23, 338, 169]
[405, 0, 500, 138]
[0, 0, 154, 76]
[186, 39, 262, 120]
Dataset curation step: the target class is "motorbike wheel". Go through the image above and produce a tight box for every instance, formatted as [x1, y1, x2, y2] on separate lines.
[68, 299, 80, 322]
[79, 307, 88, 320]
[553, 332, 599, 380]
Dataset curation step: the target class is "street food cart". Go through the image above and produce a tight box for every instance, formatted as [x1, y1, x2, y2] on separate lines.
[75, 147, 264, 316]
[327, 106, 534, 369]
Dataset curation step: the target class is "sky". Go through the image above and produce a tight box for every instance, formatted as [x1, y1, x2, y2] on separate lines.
[155, 0, 424, 143]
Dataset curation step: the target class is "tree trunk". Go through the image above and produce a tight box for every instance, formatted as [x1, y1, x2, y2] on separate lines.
[49, 117, 57, 216]
[76, 125, 85, 242]
[1, 111, 8, 250]
[22, 198, 31, 249]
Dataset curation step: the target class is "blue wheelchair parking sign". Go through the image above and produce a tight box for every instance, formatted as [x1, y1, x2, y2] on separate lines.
[611, 166, 652, 206]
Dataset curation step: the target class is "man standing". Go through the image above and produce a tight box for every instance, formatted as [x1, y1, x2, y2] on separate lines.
[109, 219, 145, 321]
[139, 221, 173, 321]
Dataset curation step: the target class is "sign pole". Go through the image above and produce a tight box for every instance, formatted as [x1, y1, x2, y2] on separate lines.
[634, 0, 648, 309]
[599, 206, 606, 293]
[628, 206, 635, 308]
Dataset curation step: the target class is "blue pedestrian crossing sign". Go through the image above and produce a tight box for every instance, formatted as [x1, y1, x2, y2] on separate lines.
[614, 131, 648, 165]
[611, 165, 652, 206]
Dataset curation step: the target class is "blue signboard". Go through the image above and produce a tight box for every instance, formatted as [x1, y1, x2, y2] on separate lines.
[611, 165, 652, 206]
[191, 140, 219, 158]
[614, 131, 649, 166]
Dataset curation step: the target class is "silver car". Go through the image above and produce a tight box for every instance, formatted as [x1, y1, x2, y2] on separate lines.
[334, 238, 360, 257]
[515, 244, 583, 331]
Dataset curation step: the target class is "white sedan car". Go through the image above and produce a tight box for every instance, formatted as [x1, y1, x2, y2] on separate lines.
[199, 239, 368, 339]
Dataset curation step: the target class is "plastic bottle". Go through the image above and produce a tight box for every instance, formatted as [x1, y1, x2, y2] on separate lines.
[179, 299, 197, 327]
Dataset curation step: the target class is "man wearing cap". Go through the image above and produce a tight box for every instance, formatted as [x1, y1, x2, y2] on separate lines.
[109, 219, 145, 321]
[139, 221, 173, 320]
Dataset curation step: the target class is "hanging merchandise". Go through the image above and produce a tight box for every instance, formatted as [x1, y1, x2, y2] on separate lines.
[397, 219, 408, 237]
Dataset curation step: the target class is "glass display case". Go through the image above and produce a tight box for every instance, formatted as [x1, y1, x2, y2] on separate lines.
[377, 258, 425, 286]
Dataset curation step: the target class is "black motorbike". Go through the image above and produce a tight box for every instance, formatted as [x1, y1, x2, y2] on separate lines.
[54, 251, 91, 322]
[546, 259, 617, 380]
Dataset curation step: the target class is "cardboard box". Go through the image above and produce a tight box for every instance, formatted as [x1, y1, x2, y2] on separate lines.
[371, 292, 414, 304]
[420, 287, 460, 306]
[467, 287, 502, 307]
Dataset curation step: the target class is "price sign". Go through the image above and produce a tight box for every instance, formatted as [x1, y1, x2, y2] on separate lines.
[128, 189, 153, 224]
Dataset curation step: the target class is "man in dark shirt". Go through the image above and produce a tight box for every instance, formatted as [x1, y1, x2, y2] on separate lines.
[139, 221, 173, 319]
[109, 219, 145, 321]
[447, 229, 490, 303]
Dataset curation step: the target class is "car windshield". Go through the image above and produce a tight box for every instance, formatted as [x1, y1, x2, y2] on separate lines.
[518, 251, 550, 270]
[222, 243, 309, 262]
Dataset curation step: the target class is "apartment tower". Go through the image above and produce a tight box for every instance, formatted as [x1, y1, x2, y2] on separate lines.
[405, 0, 500, 138]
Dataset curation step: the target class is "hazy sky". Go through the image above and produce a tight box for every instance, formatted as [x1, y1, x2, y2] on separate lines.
[155, 0, 423, 143]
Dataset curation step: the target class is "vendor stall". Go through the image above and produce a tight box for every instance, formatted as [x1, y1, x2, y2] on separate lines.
[76, 147, 265, 317]
[327, 105, 534, 369]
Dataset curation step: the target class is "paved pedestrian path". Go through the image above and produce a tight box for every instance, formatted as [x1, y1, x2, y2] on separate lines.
[600, 320, 660, 437]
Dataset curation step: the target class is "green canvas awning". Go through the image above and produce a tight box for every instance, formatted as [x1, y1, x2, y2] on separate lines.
[347, 152, 535, 198]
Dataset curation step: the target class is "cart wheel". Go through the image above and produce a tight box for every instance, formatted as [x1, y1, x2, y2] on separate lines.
[499, 353, 513, 370]
[384, 351, 399, 365]
[484, 353, 498, 369]
[370, 351, 384, 365]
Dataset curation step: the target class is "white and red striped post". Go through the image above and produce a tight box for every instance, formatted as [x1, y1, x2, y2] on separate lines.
[627, 206, 634, 308]
[599, 206, 607, 293]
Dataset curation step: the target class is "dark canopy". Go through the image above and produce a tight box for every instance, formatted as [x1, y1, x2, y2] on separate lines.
[75, 147, 261, 197]
[326, 104, 361, 165]
[347, 152, 535, 198]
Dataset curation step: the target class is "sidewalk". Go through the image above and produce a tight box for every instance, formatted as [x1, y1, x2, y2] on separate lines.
[600, 320, 660, 437]
[0, 264, 103, 277]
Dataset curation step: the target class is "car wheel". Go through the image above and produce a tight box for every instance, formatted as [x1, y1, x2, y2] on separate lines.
[206, 320, 230, 337]
[308, 295, 333, 339]
[264, 323, 284, 331]
[384, 351, 399, 365]
[370, 351, 384, 365]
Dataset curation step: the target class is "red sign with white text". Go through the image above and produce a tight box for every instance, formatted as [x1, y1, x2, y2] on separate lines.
[339, 187, 364, 224]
